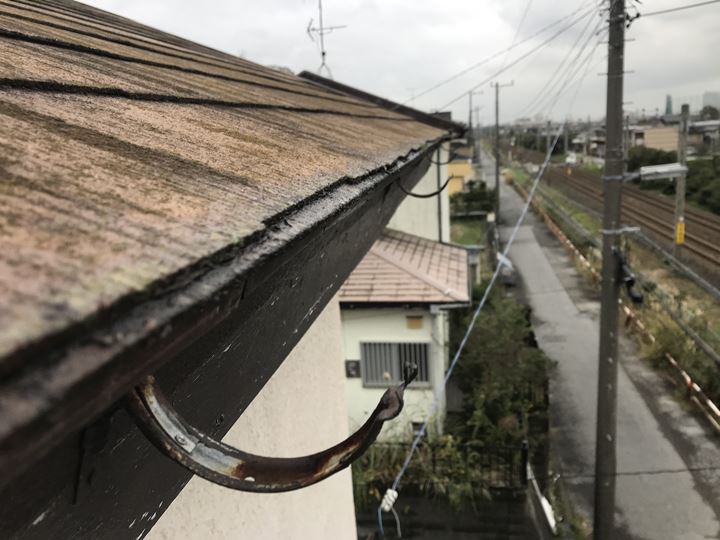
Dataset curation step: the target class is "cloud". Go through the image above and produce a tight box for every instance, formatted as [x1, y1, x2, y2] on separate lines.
[82, 0, 720, 123]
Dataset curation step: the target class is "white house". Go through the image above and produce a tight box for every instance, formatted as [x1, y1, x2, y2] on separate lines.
[339, 228, 470, 440]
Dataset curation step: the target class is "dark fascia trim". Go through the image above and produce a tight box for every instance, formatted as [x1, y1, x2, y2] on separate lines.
[0, 135, 448, 491]
[298, 71, 466, 136]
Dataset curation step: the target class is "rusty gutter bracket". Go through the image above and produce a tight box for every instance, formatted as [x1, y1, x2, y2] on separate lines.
[127, 366, 417, 492]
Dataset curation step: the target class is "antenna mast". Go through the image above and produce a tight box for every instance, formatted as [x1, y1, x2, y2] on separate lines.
[307, 0, 346, 78]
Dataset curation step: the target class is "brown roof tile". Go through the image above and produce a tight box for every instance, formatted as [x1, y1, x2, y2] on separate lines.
[0, 0, 448, 364]
[339, 229, 470, 304]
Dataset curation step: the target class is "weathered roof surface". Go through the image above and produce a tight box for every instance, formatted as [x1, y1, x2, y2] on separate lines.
[339, 229, 469, 304]
[0, 0, 447, 369]
[299, 71, 465, 134]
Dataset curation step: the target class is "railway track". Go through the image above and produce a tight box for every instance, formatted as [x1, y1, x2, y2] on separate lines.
[571, 168, 720, 239]
[544, 167, 720, 269]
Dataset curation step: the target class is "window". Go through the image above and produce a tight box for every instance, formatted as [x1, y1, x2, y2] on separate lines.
[360, 342, 430, 387]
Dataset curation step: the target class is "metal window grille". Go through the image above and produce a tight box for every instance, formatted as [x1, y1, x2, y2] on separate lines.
[360, 342, 430, 387]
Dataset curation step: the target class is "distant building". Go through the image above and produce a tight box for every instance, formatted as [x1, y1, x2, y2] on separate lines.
[665, 94, 673, 115]
[448, 142, 474, 195]
[703, 91, 720, 110]
[642, 126, 679, 152]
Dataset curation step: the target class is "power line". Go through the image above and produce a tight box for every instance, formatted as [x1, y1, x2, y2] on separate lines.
[530, 24, 606, 118]
[517, 9, 599, 117]
[437, 9, 596, 110]
[499, 0, 535, 71]
[641, 0, 720, 17]
[399, 2, 596, 108]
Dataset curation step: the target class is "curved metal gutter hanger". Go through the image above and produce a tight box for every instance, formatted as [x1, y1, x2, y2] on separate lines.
[127, 365, 417, 492]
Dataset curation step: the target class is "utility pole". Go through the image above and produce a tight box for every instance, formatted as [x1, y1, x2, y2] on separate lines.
[469, 91, 474, 131]
[546, 120, 551, 154]
[594, 0, 625, 537]
[624, 114, 630, 168]
[564, 123, 569, 156]
[674, 104, 690, 258]
[491, 81, 513, 219]
[468, 91, 482, 163]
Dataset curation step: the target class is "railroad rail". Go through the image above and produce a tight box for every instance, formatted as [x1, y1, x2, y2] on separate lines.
[544, 167, 720, 271]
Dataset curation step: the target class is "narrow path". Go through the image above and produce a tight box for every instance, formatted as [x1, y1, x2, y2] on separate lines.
[485, 152, 720, 539]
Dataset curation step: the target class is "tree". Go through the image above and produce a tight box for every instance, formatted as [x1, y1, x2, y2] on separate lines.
[700, 105, 720, 121]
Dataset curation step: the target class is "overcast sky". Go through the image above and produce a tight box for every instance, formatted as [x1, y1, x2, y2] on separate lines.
[82, 0, 720, 124]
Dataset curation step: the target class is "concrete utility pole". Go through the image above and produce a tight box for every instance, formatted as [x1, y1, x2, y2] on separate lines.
[491, 81, 513, 218]
[674, 104, 690, 258]
[624, 114, 630, 167]
[546, 120, 551, 154]
[564, 124, 569, 155]
[468, 91, 482, 162]
[594, 0, 625, 537]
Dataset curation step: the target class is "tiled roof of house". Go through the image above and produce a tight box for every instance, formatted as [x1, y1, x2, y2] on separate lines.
[0, 0, 448, 366]
[339, 229, 470, 304]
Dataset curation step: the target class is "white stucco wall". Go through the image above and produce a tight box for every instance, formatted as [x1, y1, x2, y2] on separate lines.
[387, 146, 451, 243]
[147, 297, 357, 540]
[341, 308, 448, 440]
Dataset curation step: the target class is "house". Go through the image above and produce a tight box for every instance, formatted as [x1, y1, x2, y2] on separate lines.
[0, 2, 461, 539]
[294, 74, 471, 441]
[571, 127, 606, 158]
[641, 125, 679, 152]
[339, 229, 470, 439]
[448, 141, 475, 194]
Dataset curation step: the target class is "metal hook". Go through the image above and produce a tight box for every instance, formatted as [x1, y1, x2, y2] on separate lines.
[126, 374, 412, 492]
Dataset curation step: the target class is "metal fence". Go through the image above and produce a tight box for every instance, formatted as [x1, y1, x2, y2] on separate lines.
[354, 441, 529, 493]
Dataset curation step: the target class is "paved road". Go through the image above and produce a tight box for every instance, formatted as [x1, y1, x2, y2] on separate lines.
[482, 151, 720, 539]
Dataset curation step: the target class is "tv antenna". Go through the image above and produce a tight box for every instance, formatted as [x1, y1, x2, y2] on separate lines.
[307, 0, 346, 78]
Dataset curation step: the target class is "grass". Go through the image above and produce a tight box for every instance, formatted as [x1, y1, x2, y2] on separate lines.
[451, 219, 486, 246]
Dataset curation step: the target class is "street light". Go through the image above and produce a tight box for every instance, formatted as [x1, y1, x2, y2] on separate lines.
[638, 163, 688, 181]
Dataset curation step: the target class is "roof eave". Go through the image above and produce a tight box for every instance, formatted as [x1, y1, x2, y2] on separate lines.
[298, 71, 466, 136]
[0, 137, 447, 504]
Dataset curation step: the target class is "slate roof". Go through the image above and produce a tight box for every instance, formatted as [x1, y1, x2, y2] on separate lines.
[339, 229, 470, 305]
[0, 0, 449, 367]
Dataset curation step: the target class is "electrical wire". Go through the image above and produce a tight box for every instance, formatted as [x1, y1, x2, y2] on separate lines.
[498, 0, 535, 72]
[641, 0, 720, 17]
[396, 175, 459, 199]
[376, 34, 602, 537]
[517, 8, 599, 117]
[532, 26, 606, 118]
[394, 2, 596, 108]
[437, 8, 597, 110]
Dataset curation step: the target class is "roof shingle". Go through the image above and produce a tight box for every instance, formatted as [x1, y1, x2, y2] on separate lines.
[0, 0, 447, 366]
[339, 229, 470, 304]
